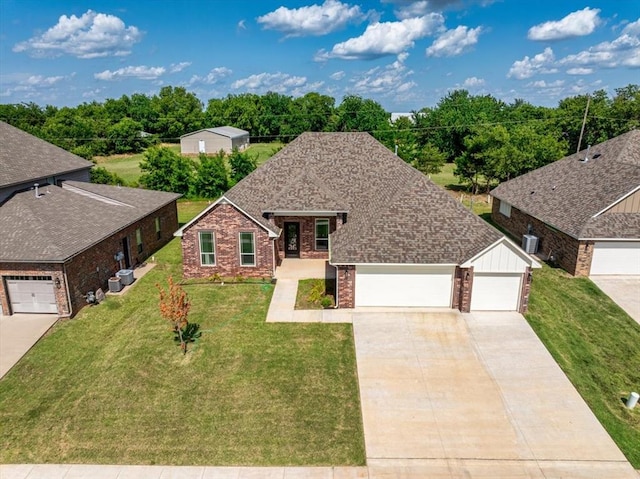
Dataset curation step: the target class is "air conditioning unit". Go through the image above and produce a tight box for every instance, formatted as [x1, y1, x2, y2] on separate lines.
[116, 269, 135, 286]
[522, 234, 539, 254]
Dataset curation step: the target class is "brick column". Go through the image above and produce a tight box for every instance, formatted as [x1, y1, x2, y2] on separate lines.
[453, 266, 473, 312]
[519, 267, 533, 313]
[336, 265, 355, 308]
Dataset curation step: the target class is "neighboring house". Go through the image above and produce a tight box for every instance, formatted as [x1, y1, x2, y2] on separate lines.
[180, 126, 250, 155]
[0, 124, 180, 317]
[0, 121, 92, 203]
[176, 132, 539, 312]
[491, 129, 640, 276]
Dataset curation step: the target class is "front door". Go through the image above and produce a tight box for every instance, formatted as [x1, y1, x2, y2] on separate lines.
[284, 222, 300, 258]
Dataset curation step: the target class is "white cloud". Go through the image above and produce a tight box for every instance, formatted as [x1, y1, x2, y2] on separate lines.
[426, 25, 483, 57]
[393, 1, 429, 20]
[189, 67, 233, 85]
[527, 79, 564, 88]
[559, 33, 640, 69]
[622, 18, 640, 36]
[94, 65, 166, 81]
[507, 47, 557, 79]
[232, 72, 308, 94]
[330, 71, 346, 80]
[566, 67, 594, 75]
[237, 19, 247, 30]
[462, 76, 485, 87]
[527, 7, 601, 41]
[1, 73, 72, 99]
[257, 0, 368, 38]
[316, 14, 444, 60]
[13, 10, 142, 58]
[349, 53, 416, 96]
[169, 62, 191, 73]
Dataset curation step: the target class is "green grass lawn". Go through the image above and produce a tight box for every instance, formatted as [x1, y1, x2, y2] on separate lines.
[525, 266, 640, 467]
[0, 203, 364, 466]
[96, 143, 282, 186]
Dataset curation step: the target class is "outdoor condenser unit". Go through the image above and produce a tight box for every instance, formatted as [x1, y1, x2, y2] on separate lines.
[116, 269, 135, 286]
[522, 234, 539, 254]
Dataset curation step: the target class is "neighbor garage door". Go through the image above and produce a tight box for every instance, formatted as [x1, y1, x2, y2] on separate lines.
[6, 276, 57, 314]
[355, 265, 454, 307]
[590, 241, 640, 275]
[471, 273, 522, 311]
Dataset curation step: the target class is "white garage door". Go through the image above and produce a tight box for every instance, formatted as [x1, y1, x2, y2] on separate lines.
[6, 277, 58, 314]
[355, 265, 454, 307]
[471, 273, 522, 311]
[590, 241, 640, 275]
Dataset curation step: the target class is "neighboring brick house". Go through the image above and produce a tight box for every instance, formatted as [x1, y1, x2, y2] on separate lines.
[491, 130, 640, 276]
[180, 126, 249, 155]
[0, 123, 180, 317]
[177, 132, 539, 312]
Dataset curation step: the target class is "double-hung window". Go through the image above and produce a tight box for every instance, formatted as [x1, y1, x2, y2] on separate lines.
[315, 219, 329, 250]
[136, 228, 143, 254]
[199, 231, 216, 265]
[239, 232, 256, 266]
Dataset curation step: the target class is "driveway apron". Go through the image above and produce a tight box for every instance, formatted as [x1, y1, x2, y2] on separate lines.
[352, 310, 637, 477]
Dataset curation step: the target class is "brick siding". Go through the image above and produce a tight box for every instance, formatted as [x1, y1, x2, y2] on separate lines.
[491, 199, 592, 276]
[0, 201, 178, 317]
[182, 203, 275, 279]
[518, 267, 533, 313]
[336, 265, 355, 308]
[452, 266, 473, 312]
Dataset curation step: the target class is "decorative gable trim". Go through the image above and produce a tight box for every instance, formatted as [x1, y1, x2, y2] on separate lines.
[461, 237, 541, 270]
[174, 195, 278, 238]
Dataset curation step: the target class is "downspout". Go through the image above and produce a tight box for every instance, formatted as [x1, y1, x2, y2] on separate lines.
[59, 263, 74, 318]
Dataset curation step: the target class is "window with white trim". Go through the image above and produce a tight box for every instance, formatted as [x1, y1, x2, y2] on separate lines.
[315, 219, 329, 250]
[199, 231, 216, 265]
[499, 200, 512, 218]
[239, 232, 256, 266]
[136, 228, 143, 253]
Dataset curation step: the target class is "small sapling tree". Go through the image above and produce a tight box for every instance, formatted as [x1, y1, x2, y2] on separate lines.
[157, 276, 200, 354]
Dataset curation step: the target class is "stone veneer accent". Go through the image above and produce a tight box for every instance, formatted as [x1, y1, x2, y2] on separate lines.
[182, 203, 275, 279]
[491, 199, 592, 276]
[336, 265, 355, 308]
[0, 202, 178, 317]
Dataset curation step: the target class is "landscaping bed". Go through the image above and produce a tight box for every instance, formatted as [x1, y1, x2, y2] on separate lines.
[295, 279, 336, 310]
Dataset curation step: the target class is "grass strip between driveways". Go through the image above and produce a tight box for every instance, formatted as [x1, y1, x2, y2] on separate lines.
[525, 265, 640, 467]
[0, 203, 364, 466]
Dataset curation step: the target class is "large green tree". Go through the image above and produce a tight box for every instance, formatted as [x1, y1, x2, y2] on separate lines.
[139, 146, 194, 195]
[229, 148, 257, 184]
[151, 86, 204, 140]
[193, 152, 229, 198]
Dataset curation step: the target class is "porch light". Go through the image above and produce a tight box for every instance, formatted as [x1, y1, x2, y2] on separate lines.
[54, 277, 61, 289]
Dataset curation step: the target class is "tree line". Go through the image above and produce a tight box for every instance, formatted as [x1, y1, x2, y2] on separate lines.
[1, 84, 638, 194]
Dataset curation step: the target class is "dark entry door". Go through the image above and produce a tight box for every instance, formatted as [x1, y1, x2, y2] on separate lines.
[122, 237, 131, 268]
[284, 222, 300, 258]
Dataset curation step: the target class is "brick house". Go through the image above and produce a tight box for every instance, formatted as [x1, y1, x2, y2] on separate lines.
[0, 122, 180, 317]
[177, 132, 539, 312]
[491, 129, 640, 276]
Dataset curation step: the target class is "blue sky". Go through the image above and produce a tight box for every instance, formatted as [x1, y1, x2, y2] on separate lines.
[1, 0, 638, 112]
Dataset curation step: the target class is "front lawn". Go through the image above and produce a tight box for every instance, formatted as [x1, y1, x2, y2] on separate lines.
[0, 204, 364, 466]
[526, 266, 640, 467]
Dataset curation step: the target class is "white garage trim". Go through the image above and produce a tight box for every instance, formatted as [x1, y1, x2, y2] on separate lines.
[355, 265, 454, 307]
[6, 276, 58, 314]
[471, 273, 522, 311]
[590, 241, 640, 275]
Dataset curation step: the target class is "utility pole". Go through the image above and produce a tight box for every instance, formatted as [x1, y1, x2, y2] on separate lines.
[576, 95, 591, 154]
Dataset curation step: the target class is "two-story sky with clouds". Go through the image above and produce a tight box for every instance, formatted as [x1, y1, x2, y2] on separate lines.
[1, 0, 638, 112]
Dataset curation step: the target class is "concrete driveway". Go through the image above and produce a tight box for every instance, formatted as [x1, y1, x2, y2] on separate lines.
[0, 313, 58, 379]
[591, 275, 640, 326]
[353, 310, 637, 478]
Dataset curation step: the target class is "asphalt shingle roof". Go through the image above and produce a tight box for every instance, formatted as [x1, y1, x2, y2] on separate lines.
[221, 132, 502, 264]
[491, 130, 640, 239]
[0, 121, 93, 188]
[0, 181, 180, 262]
